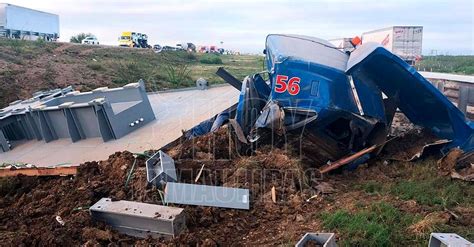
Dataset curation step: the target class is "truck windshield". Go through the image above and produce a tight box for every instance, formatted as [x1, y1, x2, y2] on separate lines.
[120, 36, 130, 40]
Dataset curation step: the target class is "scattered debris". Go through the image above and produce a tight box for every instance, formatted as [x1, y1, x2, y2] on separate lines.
[2, 34, 474, 246]
[0, 165, 78, 177]
[428, 233, 473, 247]
[295, 233, 337, 247]
[438, 148, 464, 176]
[89, 198, 186, 238]
[194, 164, 205, 183]
[383, 130, 451, 161]
[164, 182, 250, 210]
[306, 194, 318, 202]
[146, 151, 177, 187]
[55, 216, 66, 226]
[314, 182, 336, 194]
[271, 186, 277, 203]
[408, 212, 451, 236]
[438, 148, 474, 181]
[196, 78, 209, 90]
[319, 145, 374, 173]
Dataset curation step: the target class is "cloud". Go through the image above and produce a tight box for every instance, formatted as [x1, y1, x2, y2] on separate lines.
[8, 0, 474, 54]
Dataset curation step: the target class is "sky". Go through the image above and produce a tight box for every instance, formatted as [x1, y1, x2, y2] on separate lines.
[7, 0, 474, 55]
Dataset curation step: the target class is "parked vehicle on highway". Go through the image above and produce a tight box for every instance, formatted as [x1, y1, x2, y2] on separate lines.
[162, 46, 179, 51]
[176, 42, 196, 52]
[118, 31, 151, 48]
[82, 36, 99, 45]
[198, 46, 208, 53]
[153, 44, 162, 53]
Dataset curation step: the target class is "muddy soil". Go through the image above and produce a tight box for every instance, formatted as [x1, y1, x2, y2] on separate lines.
[383, 128, 442, 161]
[0, 124, 469, 246]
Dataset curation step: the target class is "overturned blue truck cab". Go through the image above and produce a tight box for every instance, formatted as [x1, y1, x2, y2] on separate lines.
[249, 35, 390, 160]
[188, 34, 473, 166]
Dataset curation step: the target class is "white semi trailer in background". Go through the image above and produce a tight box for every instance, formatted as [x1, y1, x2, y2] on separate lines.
[362, 26, 423, 64]
[0, 3, 59, 41]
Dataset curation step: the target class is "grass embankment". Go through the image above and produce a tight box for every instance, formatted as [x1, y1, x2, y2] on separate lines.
[416, 56, 474, 75]
[319, 159, 473, 246]
[0, 38, 263, 107]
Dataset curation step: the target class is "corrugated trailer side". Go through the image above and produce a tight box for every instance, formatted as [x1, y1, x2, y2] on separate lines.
[392, 26, 423, 62]
[362, 26, 423, 64]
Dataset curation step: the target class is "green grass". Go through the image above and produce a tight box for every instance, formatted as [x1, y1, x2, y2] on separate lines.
[88, 49, 263, 90]
[199, 54, 223, 64]
[0, 38, 264, 107]
[356, 160, 473, 209]
[321, 202, 419, 246]
[416, 56, 474, 75]
[86, 62, 105, 71]
[0, 38, 59, 57]
[356, 180, 384, 194]
[390, 179, 467, 207]
[331, 159, 474, 245]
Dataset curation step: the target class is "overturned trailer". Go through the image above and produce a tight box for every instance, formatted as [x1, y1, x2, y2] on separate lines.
[187, 34, 473, 167]
[0, 80, 155, 152]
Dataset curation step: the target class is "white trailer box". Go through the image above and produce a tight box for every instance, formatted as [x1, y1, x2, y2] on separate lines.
[0, 3, 59, 40]
[362, 26, 423, 63]
[328, 38, 354, 52]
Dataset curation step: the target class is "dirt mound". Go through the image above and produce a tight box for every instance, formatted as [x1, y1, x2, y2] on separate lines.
[0, 151, 152, 245]
[1, 126, 471, 245]
[0, 129, 328, 245]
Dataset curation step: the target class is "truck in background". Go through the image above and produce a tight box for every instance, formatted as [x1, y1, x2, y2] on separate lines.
[0, 3, 59, 41]
[362, 26, 423, 64]
[176, 42, 196, 52]
[118, 31, 151, 48]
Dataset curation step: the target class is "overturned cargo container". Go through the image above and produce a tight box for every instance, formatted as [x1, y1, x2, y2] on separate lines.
[0, 80, 155, 152]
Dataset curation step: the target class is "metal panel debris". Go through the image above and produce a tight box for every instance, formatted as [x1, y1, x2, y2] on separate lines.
[347, 43, 473, 152]
[0, 80, 155, 152]
[89, 198, 186, 238]
[295, 233, 337, 247]
[428, 233, 472, 247]
[164, 182, 250, 210]
[146, 151, 177, 187]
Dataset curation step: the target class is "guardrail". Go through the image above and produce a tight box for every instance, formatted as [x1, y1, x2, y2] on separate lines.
[420, 72, 474, 120]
